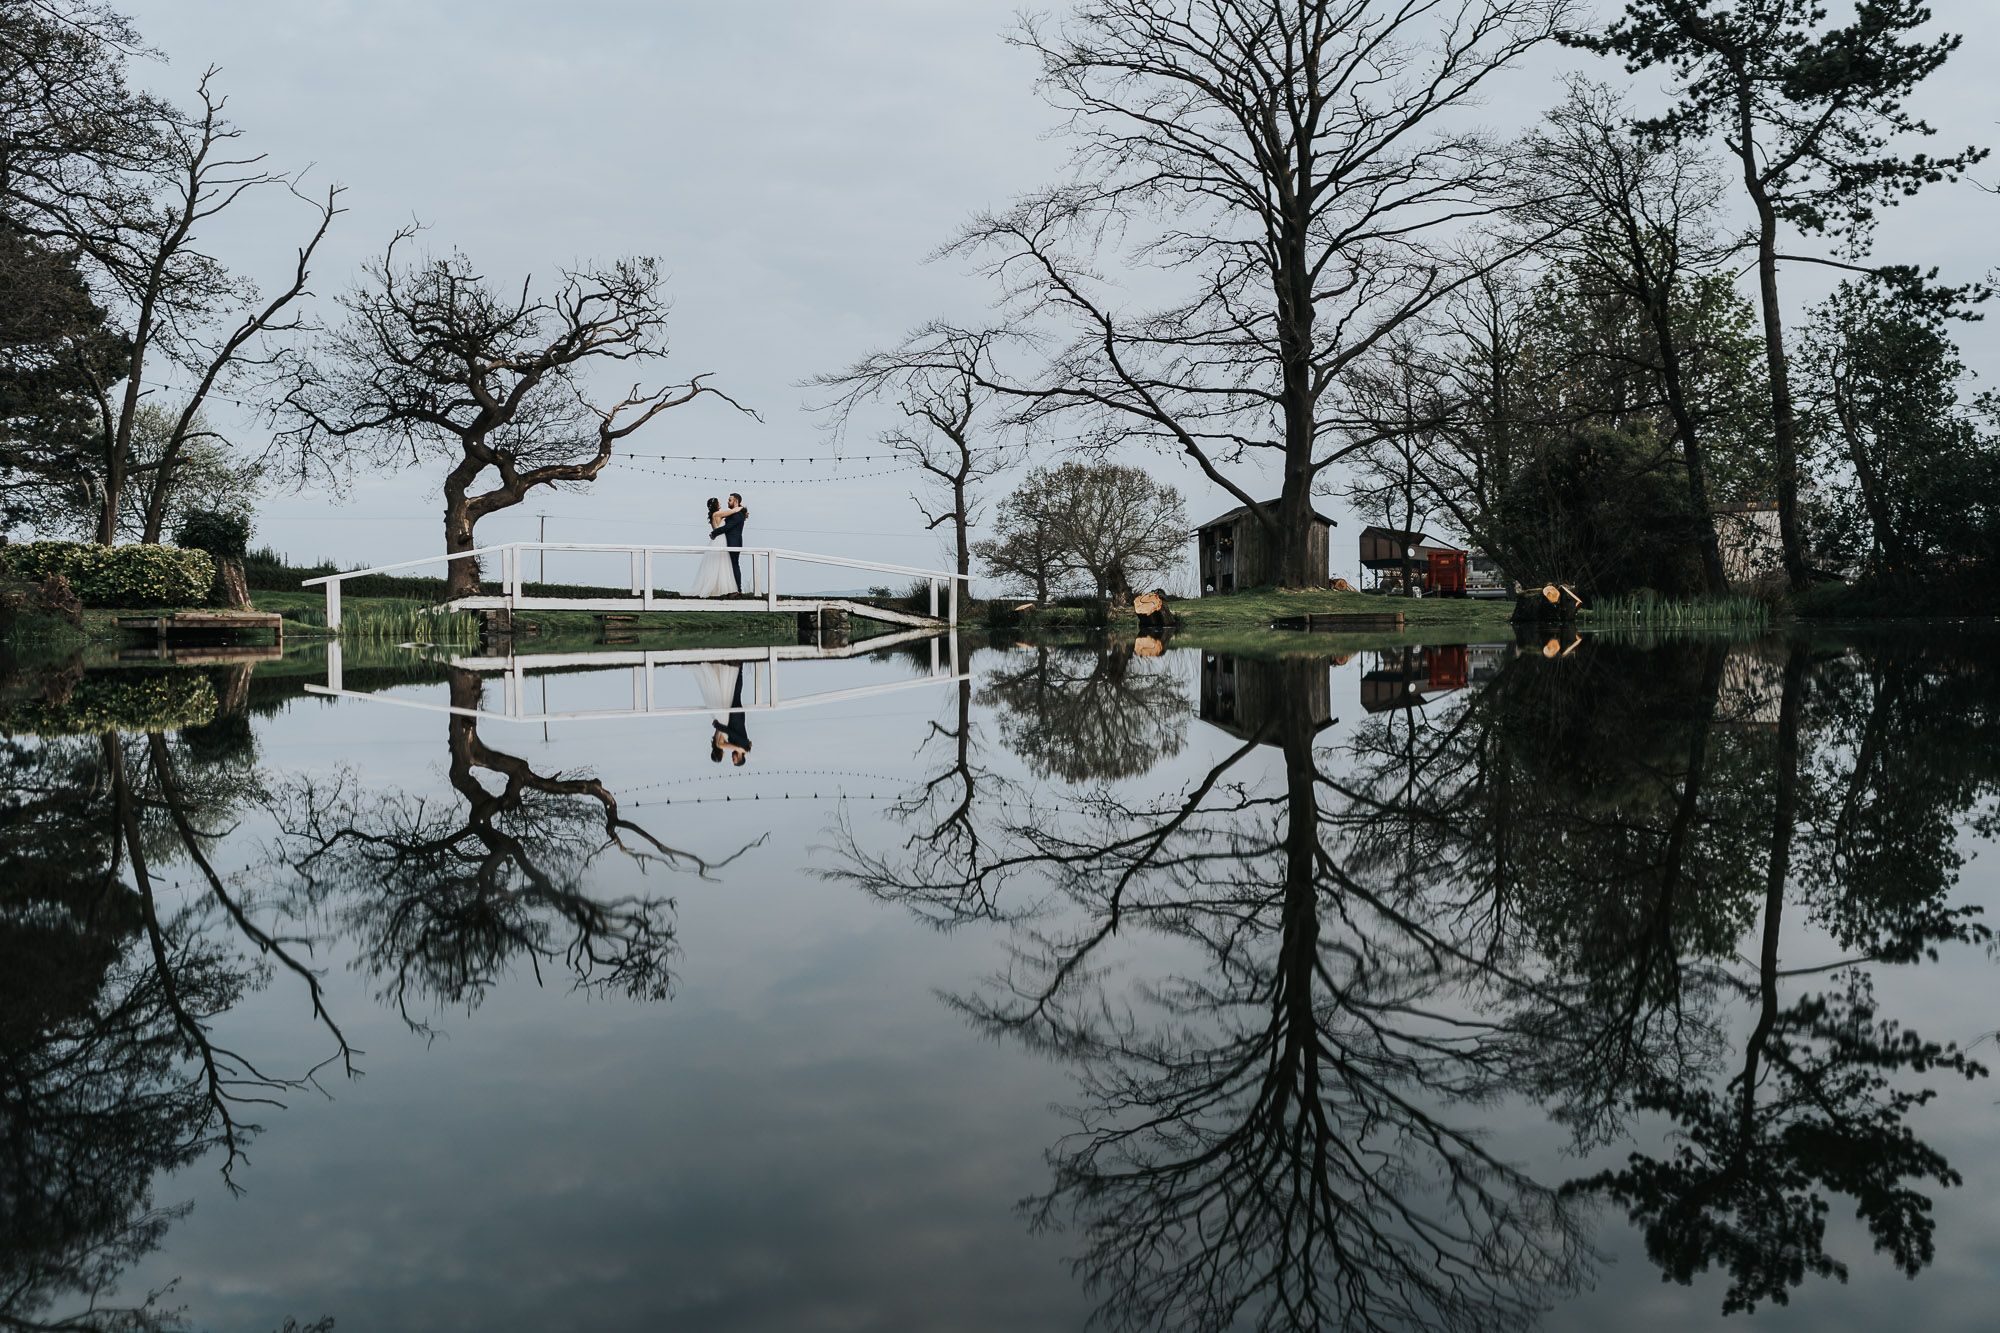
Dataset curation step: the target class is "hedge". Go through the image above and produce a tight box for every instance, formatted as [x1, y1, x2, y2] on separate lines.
[2, 541, 216, 607]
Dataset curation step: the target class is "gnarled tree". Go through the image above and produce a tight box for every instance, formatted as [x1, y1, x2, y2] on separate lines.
[276, 230, 746, 597]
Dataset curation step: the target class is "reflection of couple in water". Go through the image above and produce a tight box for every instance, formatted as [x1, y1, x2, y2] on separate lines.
[690, 493, 750, 597]
[690, 662, 752, 765]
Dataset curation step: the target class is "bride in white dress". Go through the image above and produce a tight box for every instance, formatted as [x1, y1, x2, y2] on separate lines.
[689, 496, 737, 597]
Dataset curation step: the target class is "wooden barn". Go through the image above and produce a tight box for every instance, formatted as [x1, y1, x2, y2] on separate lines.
[1197, 501, 1333, 594]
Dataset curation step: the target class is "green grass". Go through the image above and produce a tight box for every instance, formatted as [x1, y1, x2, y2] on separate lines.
[988, 586, 1517, 656]
[1166, 586, 1515, 632]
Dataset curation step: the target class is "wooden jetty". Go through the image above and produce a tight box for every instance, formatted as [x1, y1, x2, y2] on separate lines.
[116, 610, 284, 642]
[1270, 611, 1405, 632]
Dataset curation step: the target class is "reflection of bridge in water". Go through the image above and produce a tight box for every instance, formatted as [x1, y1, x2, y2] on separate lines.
[307, 627, 965, 724]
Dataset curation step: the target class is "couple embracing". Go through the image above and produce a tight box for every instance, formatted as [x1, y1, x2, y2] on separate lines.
[690, 492, 750, 597]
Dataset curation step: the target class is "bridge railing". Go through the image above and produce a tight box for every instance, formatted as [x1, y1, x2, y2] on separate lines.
[300, 541, 970, 629]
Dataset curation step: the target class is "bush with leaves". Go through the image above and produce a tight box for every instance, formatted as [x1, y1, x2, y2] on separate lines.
[3, 541, 214, 607]
[173, 510, 252, 559]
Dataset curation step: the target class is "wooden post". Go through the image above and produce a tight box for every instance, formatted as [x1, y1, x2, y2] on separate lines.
[949, 577, 959, 628]
[643, 551, 654, 610]
[929, 579, 939, 619]
[766, 552, 777, 612]
[630, 549, 643, 596]
[325, 578, 342, 630]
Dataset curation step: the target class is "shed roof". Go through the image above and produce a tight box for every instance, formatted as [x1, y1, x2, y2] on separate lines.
[1358, 524, 1433, 546]
[1198, 499, 1336, 531]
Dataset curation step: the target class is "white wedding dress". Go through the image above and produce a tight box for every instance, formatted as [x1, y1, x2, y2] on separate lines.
[688, 661, 741, 711]
[689, 529, 737, 597]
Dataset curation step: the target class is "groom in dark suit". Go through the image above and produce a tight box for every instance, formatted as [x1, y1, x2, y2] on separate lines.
[717, 492, 749, 591]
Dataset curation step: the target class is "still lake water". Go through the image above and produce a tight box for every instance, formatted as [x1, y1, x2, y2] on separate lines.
[5, 627, 1999, 1332]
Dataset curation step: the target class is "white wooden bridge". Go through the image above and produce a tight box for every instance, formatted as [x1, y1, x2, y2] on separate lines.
[301, 541, 969, 630]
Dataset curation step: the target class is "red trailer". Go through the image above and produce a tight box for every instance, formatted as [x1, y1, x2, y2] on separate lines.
[1425, 549, 1467, 598]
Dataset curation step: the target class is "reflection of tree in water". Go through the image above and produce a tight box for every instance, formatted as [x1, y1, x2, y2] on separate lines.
[268, 668, 739, 1027]
[832, 663, 1028, 926]
[872, 657, 1591, 1331]
[978, 644, 1189, 783]
[1548, 640, 1998, 1312]
[0, 717, 336, 1331]
[860, 637, 2000, 1327]
[0, 660, 723, 1329]
[1360, 636, 1998, 1313]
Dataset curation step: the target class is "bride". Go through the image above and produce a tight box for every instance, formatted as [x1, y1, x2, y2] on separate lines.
[689, 497, 737, 597]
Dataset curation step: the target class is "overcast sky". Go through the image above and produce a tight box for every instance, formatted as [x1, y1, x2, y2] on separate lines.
[115, 0, 1999, 585]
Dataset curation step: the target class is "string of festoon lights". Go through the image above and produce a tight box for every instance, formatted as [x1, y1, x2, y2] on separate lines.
[606, 457, 921, 484]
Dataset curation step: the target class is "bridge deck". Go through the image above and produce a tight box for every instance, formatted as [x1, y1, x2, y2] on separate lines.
[447, 595, 943, 629]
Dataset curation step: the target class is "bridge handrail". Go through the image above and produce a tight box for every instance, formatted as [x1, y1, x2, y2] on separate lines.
[300, 541, 970, 587]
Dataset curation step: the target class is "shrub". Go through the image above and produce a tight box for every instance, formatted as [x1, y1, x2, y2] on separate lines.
[3, 541, 215, 607]
[174, 510, 252, 559]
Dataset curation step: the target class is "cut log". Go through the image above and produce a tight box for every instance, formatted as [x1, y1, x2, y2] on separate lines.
[1132, 590, 1166, 617]
[1331, 577, 1352, 592]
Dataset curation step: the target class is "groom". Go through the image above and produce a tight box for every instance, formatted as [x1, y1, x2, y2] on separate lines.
[715, 492, 749, 592]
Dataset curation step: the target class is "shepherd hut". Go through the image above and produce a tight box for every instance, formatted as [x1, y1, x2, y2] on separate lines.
[1196, 500, 1333, 594]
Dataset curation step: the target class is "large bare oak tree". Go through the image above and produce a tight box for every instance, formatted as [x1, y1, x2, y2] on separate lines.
[930, 0, 1573, 587]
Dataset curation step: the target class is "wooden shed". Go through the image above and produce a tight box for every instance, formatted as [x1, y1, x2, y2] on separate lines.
[1200, 654, 1334, 743]
[1197, 500, 1333, 595]
[1358, 525, 1436, 569]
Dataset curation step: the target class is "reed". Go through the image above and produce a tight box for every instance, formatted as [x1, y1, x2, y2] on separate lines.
[289, 602, 483, 644]
[1590, 593, 1771, 629]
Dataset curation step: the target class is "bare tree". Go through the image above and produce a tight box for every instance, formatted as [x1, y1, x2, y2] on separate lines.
[919, 0, 1570, 588]
[1341, 334, 1449, 595]
[275, 229, 749, 598]
[810, 324, 1016, 580]
[4, 43, 339, 543]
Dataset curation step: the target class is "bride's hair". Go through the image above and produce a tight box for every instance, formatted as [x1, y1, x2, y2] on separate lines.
[705, 497, 720, 514]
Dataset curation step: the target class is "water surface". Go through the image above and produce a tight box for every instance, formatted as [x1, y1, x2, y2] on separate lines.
[5, 627, 1998, 1331]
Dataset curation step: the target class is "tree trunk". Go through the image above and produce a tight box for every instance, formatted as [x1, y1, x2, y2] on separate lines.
[139, 449, 179, 545]
[1835, 397, 1902, 573]
[94, 434, 124, 544]
[953, 471, 971, 580]
[211, 555, 251, 610]
[1650, 294, 1730, 595]
[1273, 191, 1325, 590]
[443, 477, 482, 600]
[1742, 134, 1809, 591]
